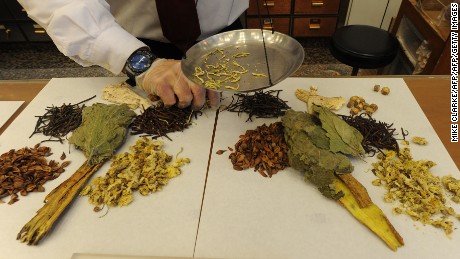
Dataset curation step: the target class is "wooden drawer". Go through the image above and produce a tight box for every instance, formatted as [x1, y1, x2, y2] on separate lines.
[0, 22, 26, 42]
[293, 17, 337, 37]
[247, 0, 291, 15]
[246, 17, 290, 35]
[18, 22, 51, 42]
[294, 0, 340, 14]
[4, 0, 29, 20]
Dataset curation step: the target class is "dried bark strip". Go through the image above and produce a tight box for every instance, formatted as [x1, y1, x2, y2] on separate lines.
[18, 161, 102, 245]
[0, 143, 70, 205]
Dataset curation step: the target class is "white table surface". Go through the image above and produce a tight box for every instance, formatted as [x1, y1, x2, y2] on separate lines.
[0, 101, 23, 131]
[0, 77, 458, 259]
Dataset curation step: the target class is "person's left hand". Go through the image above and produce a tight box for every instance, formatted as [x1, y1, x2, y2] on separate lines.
[136, 59, 220, 110]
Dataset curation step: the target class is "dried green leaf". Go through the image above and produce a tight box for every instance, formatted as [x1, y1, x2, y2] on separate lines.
[68, 103, 136, 165]
[282, 110, 353, 200]
[313, 105, 365, 158]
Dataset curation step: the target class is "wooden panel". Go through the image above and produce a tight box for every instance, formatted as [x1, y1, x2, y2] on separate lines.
[293, 17, 337, 36]
[294, 0, 340, 14]
[247, 0, 292, 15]
[246, 17, 290, 35]
[0, 22, 26, 42]
[18, 22, 52, 42]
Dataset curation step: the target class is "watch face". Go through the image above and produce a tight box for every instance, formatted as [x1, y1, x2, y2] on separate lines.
[130, 54, 151, 71]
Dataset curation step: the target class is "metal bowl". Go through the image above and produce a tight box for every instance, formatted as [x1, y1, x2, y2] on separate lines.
[181, 29, 305, 92]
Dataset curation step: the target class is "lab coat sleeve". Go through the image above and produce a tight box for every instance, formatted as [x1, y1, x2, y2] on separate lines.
[17, 0, 146, 74]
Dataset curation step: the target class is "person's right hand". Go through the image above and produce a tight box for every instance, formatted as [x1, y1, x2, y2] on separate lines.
[136, 59, 220, 110]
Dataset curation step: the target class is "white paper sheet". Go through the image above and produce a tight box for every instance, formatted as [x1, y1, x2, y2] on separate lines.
[194, 78, 460, 259]
[0, 78, 216, 259]
[0, 100, 24, 130]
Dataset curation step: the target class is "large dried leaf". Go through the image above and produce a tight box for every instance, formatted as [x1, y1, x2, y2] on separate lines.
[68, 103, 136, 165]
[313, 105, 365, 158]
[282, 110, 353, 200]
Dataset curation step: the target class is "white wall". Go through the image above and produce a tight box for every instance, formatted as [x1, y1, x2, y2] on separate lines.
[346, 0, 403, 30]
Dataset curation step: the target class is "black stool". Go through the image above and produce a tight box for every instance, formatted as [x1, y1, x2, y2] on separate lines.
[330, 25, 399, 76]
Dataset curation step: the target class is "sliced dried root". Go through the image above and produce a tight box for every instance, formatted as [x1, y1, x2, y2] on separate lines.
[335, 174, 404, 251]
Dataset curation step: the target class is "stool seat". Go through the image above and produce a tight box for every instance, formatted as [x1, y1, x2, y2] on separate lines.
[330, 25, 399, 75]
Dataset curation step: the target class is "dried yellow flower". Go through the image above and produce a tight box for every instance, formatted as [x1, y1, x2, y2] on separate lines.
[442, 175, 460, 203]
[80, 137, 190, 208]
[371, 142, 458, 236]
[411, 136, 428, 145]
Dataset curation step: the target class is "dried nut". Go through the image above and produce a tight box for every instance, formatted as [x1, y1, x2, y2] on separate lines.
[373, 84, 381, 92]
[350, 107, 360, 115]
[381, 86, 390, 95]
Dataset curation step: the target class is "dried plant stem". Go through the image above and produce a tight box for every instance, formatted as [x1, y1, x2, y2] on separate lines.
[17, 161, 103, 245]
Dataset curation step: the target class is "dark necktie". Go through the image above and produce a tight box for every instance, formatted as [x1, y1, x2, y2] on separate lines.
[155, 0, 201, 53]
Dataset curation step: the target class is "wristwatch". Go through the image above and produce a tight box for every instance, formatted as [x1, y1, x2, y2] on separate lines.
[124, 49, 156, 86]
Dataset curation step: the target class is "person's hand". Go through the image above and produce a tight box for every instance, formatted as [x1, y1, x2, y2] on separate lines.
[136, 59, 220, 110]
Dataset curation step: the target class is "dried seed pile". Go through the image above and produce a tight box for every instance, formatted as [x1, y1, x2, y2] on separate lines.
[0, 144, 70, 204]
[30, 95, 96, 142]
[371, 141, 459, 236]
[339, 113, 400, 156]
[229, 122, 289, 177]
[225, 90, 290, 121]
[80, 137, 190, 208]
[130, 103, 202, 140]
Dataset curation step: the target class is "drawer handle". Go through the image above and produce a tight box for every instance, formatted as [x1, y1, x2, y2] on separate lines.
[262, 18, 273, 30]
[0, 25, 11, 39]
[312, 1, 324, 7]
[263, 25, 274, 30]
[33, 24, 46, 33]
[309, 19, 321, 29]
[263, 1, 275, 7]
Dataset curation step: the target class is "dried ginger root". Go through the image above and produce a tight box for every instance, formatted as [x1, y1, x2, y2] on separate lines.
[80, 137, 190, 208]
[295, 86, 345, 114]
[371, 141, 459, 236]
[102, 82, 153, 109]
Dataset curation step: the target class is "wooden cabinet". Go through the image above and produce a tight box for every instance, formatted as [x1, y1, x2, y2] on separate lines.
[245, 0, 350, 37]
[388, 0, 450, 74]
[0, 0, 51, 42]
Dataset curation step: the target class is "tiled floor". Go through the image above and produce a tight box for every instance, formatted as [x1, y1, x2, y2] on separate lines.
[0, 38, 361, 80]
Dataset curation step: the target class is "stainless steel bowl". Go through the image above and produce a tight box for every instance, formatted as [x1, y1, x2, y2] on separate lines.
[181, 29, 305, 92]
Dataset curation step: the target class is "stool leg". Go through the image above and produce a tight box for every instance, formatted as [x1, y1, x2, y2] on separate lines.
[351, 67, 359, 76]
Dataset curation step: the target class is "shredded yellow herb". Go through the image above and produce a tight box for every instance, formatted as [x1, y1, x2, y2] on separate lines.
[371, 141, 459, 236]
[192, 48, 266, 90]
[80, 137, 190, 208]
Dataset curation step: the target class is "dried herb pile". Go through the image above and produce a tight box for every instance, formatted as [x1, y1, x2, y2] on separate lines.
[18, 103, 135, 245]
[130, 103, 202, 140]
[225, 90, 290, 121]
[282, 106, 365, 199]
[68, 103, 136, 165]
[229, 122, 289, 177]
[339, 113, 400, 156]
[80, 137, 190, 208]
[371, 141, 459, 236]
[0, 144, 70, 205]
[30, 95, 96, 142]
